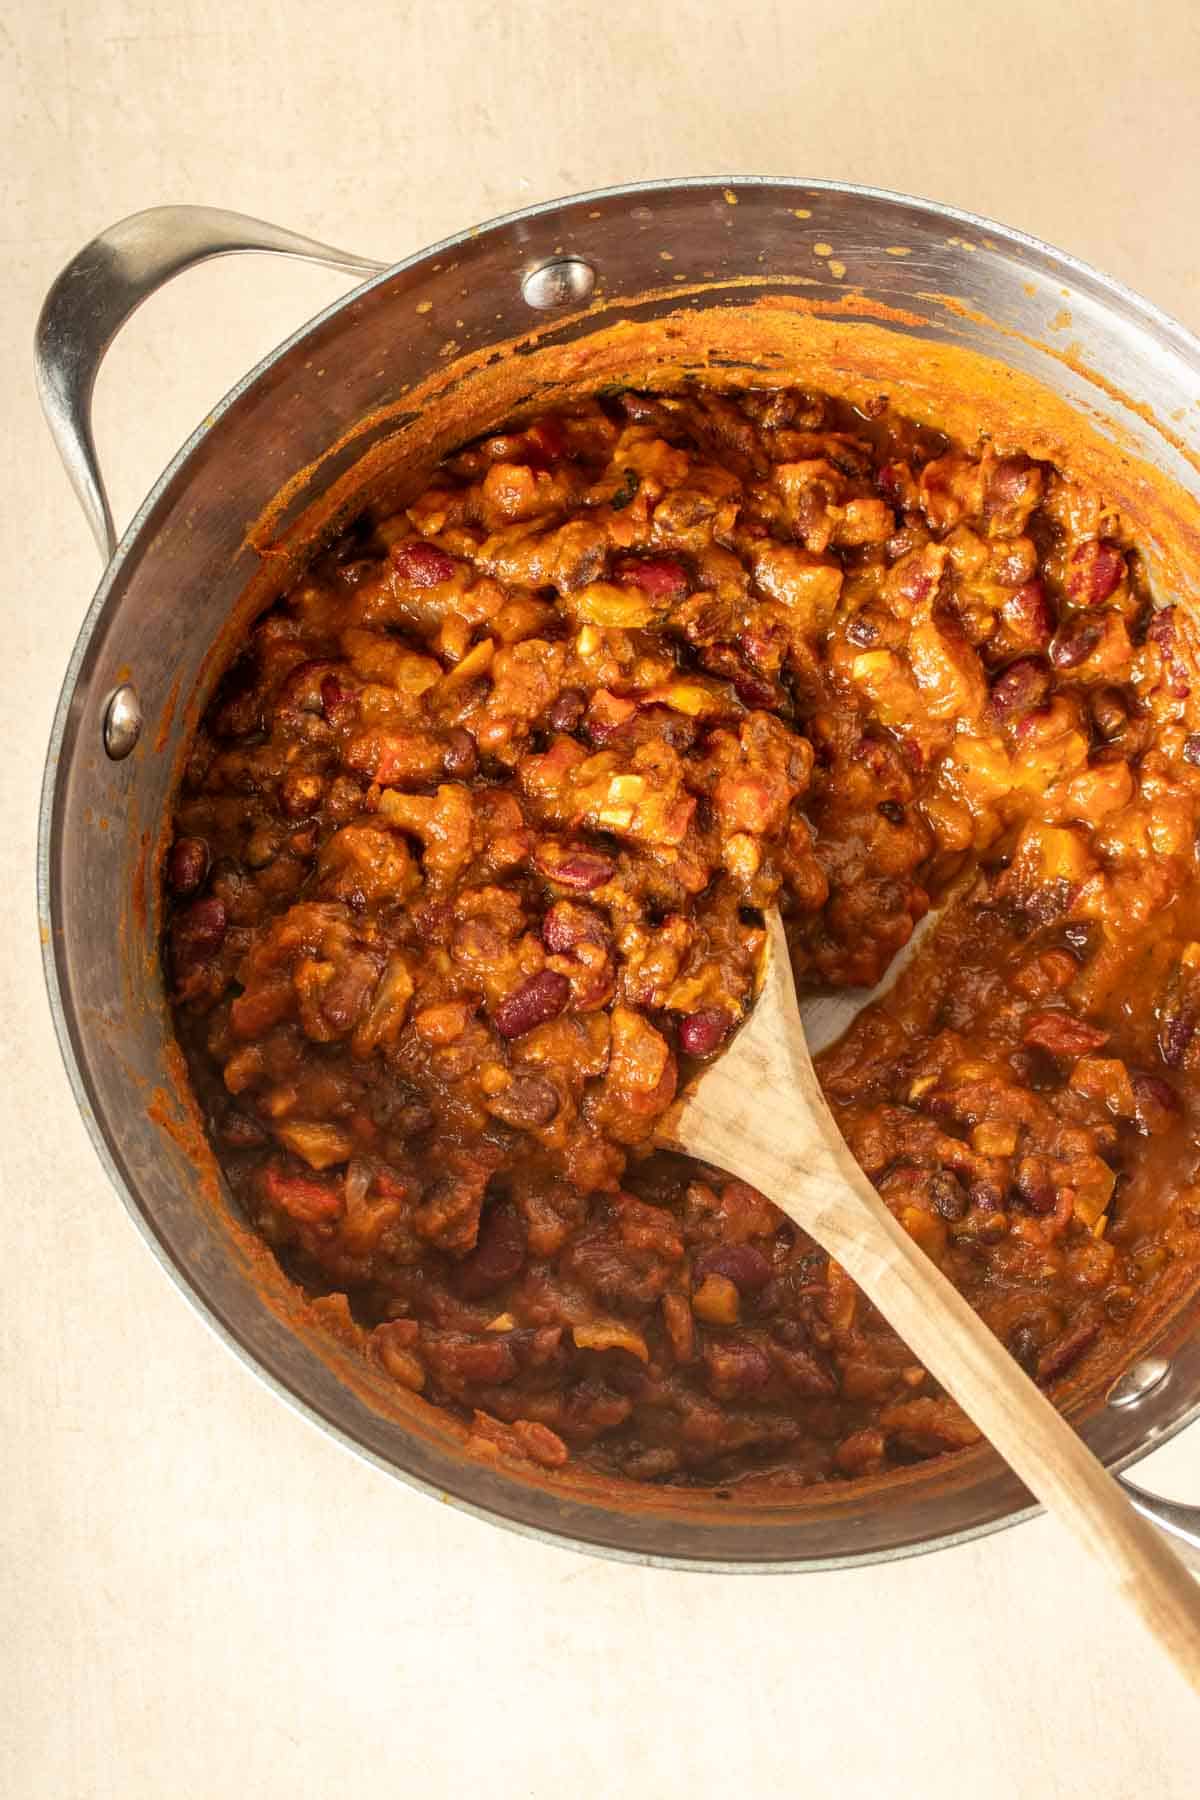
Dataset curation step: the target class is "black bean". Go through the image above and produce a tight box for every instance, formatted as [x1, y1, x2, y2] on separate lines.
[547, 689, 586, 733]
[846, 614, 879, 647]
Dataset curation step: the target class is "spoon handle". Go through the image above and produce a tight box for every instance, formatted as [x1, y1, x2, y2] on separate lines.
[680, 1048, 1200, 1696]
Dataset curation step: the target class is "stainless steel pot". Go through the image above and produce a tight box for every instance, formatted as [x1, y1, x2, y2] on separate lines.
[36, 179, 1200, 1569]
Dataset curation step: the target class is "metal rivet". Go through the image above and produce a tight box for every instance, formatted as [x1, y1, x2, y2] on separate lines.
[1107, 1355, 1172, 1409]
[103, 684, 142, 760]
[521, 257, 596, 310]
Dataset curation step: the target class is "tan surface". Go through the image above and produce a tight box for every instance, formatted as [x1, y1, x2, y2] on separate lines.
[3, 1, 1199, 1793]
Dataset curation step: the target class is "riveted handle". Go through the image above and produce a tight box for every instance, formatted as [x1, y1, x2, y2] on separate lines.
[34, 205, 387, 561]
[1118, 1479, 1200, 1570]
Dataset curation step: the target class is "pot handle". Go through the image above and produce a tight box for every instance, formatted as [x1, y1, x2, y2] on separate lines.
[34, 205, 387, 561]
[1118, 1478, 1200, 1570]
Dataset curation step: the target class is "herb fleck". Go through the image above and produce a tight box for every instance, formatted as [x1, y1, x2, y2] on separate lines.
[610, 468, 640, 511]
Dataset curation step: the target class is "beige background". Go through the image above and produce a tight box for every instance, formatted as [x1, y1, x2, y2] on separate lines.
[4, 1, 1200, 1794]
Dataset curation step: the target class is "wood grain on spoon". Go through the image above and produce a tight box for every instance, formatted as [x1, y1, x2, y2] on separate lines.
[658, 907, 1200, 1697]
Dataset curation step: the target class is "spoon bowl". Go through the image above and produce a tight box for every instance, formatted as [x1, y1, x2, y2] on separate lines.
[658, 908, 1200, 1695]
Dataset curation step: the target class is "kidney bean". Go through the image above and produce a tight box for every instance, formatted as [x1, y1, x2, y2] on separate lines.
[585, 690, 639, 744]
[559, 854, 619, 892]
[1049, 615, 1102, 669]
[1165, 1022, 1200, 1072]
[1158, 1000, 1198, 1068]
[1002, 579, 1054, 648]
[891, 549, 942, 606]
[319, 953, 381, 1034]
[738, 621, 788, 673]
[319, 672, 356, 727]
[546, 688, 586, 733]
[171, 895, 227, 967]
[493, 970, 571, 1039]
[876, 460, 917, 508]
[1147, 609, 1192, 700]
[525, 415, 567, 463]
[534, 846, 615, 890]
[852, 735, 896, 778]
[442, 729, 479, 778]
[1016, 1179, 1057, 1216]
[1183, 734, 1200, 767]
[1022, 1009, 1110, 1058]
[704, 1338, 772, 1400]
[730, 672, 779, 709]
[985, 455, 1041, 514]
[486, 1076, 560, 1129]
[678, 1008, 732, 1057]
[391, 540, 457, 587]
[992, 539, 1039, 587]
[1091, 687, 1128, 741]
[454, 1201, 528, 1299]
[693, 1243, 773, 1292]
[168, 836, 210, 895]
[1066, 539, 1124, 605]
[884, 522, 928, 562]
[424, 1327, 518, 1385]
[1036, 1312, 1100, 1383]
[989, 656, 1051, 720]
[769, 1339, 838, 1395]
[218, 1108, 267, 1149]
[621, 1446, 680, 1481]
[1147, 609, 1176, 650]
[697, 639, 782, 707]
[615, 556, 690, 602]
[1131, 1072, 1180, 1136]
[542, 900, 608, 955]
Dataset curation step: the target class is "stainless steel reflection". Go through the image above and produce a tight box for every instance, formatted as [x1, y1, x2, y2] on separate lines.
[36, 181, 1200, 1569]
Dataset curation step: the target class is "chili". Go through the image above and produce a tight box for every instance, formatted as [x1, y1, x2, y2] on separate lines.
[166, 383, 1200, 1488]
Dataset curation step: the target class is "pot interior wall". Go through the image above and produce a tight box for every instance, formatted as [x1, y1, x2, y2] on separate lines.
[41, 180, 1200, 1566]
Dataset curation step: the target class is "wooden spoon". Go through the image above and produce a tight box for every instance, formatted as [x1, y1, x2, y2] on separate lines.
[658, 907, 1200, 1695]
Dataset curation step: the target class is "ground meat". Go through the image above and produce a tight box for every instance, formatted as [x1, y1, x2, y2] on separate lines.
[167, 384, 1200, 1492]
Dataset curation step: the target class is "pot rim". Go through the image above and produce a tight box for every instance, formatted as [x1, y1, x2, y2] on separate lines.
[37, 174, 1200, 1571]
